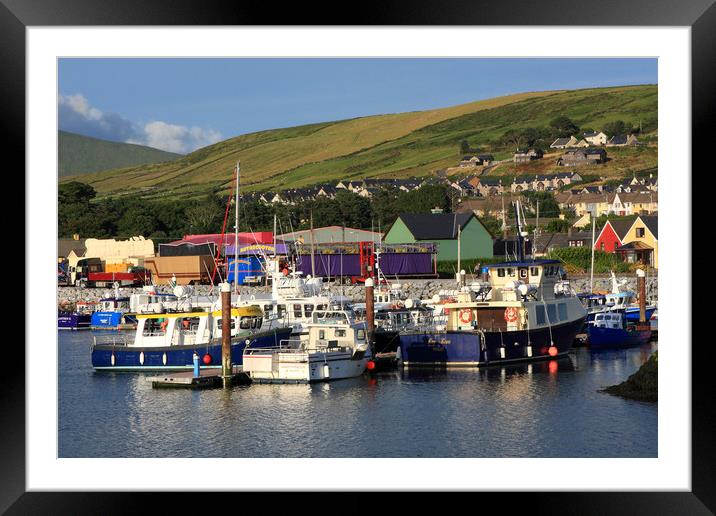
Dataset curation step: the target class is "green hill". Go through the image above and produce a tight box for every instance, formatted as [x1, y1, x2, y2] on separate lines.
[61, 85, 657, 199]
[58, 131, 183, 177]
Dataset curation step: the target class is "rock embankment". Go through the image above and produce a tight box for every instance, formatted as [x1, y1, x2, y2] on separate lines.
[602, 351, 658, 402]
[57, 275, 657, 309]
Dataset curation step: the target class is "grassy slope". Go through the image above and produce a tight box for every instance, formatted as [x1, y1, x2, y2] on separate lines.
[63, 85, 656, 199]
[58, 131, 183, 177]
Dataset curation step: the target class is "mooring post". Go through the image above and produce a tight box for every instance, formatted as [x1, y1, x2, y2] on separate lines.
[365, 277, 375, 352]
[193, 351, 200, 378]
[221, 281, 232, 388]
[637, 268, 647, 325]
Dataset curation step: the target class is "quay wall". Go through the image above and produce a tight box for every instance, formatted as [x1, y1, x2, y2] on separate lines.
[57, 274, 658, 308]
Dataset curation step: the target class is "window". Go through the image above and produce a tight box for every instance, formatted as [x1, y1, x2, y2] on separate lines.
[497, 268, 505, 277]
[217, 318, 235, 330]
[240, 317, 252, 329]
[304, 304, 314, 317]
[143, 318, 166, 336]
[335, 329, 346, 338]
[636, 227, 645, 237]
[558, 303, 568, 321]
[530, 267, 539, 276]
[293, 304, 302, 318]
[535, 305, 546, 325]
[507, 268, 515, 277]
[276, 305, 286, 319]
[319, 330, 326, 340]
[600, 242, 605, 251]
[547, 304, 557, 323]
[356, 329, 366, 340]
[180, 317, 200, 333]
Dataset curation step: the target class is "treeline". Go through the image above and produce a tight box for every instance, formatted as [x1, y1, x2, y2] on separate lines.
[58, 181, 454, 240]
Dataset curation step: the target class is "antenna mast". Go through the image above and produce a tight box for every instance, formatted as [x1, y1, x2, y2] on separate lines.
[234, 161, 240, 295]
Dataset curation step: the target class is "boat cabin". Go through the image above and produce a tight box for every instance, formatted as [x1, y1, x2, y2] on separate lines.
[604, 291, 636, 308]
[132, 305, 266, 348]
[97, 297, 131, 312]
[304, 311, 368, 352]
[592, 312, 626, 329]
[444, 260, 585, 333]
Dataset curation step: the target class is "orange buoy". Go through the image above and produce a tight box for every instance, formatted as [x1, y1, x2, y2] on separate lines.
[202, 353, 213, 365]
[548, 345, 558, 357]
[366, 360, 376, 371]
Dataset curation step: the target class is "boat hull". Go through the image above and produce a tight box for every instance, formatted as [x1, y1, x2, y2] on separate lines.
[91, 327, 293, 371]
[399, 316, 585, 367]
[90, 311, 137, 329]
[587, 326, 652, 350]
[58, 313, 92, 330]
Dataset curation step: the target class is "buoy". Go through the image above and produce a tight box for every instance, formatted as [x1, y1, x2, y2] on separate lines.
[366, 360, 376, 371]
[203, 353, 212, 365]
[548, 345, 558, 357]
[548, 360, 559, 374]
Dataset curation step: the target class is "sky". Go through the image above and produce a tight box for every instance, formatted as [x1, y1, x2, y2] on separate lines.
[58, 58, 657, 154]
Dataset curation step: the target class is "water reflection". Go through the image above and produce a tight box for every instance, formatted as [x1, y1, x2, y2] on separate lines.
[59, 331, 657, 458]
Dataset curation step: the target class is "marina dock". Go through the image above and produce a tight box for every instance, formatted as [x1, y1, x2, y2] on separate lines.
[150, 365, 250, 389]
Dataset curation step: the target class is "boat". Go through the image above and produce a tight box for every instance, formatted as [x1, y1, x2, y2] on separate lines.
[242, 310, 371, 383]
[587, 312, 652, 350]
[90, 294, 134, 329]
[398, 201, 587, 367]
[58, 300, 96, 330]
[90, 304, 293, 371]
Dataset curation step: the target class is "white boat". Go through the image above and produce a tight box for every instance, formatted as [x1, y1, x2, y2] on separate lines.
[242, 310, 371, 383]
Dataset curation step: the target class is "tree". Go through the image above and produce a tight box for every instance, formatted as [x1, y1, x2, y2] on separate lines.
[460, 140, 472, 155]
[502, 129, 524, 150]
[546, 219, 571, 233]
[549, 116, 580, 138]
[603, 120, 631, 137]
[185, 194, 224, 234]
[59, 181, 96, 205]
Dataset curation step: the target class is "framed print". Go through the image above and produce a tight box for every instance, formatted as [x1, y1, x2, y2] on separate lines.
[6, 0, 713, 513]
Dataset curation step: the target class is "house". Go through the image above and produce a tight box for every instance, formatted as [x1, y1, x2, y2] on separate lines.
[593, 217, 638, 254]
[58, 236, 87, 264]
[550, 136, 579, 149]
[383, 212, 494, 261]
[583, 131, 608, 146]
[456, 197, 508, 219]
[574, 139, 590, 148]
[607, 192, 658, 216]
[616, 215, 658, 268]
[572, 212, 592, 229]
[557, 148, 607, 166]
[459, 155, 482, 167]
[475, 177, 504, 197]
[513, 148, 544, 163]
[532, 230, 593, 256]
[607, 134, 640, 146]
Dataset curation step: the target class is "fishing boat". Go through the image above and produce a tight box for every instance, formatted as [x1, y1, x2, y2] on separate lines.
[242, 310, 371, 383]
[398, 201, 587, 367]
[90, 305, 293, 371]
[58, 300, 96, 330]
[587, 312, 652, 350]
[90, 294, 134, 329]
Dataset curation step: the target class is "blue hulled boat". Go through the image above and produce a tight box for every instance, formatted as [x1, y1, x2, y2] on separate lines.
[90, 296, 134, 329]
[398, 201, 587, 367]
[58, 301, 96, 330]
[587, 312, 652, 350]
[91, 304, 293, 371]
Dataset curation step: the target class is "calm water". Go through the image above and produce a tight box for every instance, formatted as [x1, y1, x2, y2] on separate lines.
[59, 331, 657, 458]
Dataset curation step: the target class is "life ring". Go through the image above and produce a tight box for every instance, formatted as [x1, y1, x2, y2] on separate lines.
[160, 319, 168, 332]
[504, 307, 519, 323]
[459, 308, 473, 324]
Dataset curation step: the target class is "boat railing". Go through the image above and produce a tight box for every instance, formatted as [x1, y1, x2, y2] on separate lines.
[92, 334, 131, 347]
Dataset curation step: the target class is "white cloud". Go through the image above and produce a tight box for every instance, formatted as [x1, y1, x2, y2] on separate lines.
[58, 93, 222, 154]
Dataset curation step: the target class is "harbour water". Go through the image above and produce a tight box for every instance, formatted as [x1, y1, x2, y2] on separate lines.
[59, 331, 657, 458]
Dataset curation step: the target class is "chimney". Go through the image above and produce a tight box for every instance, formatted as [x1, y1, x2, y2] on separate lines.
[72, 234, 80, 241]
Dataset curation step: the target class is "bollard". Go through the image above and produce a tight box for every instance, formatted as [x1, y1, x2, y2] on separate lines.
[637, 268, 647, 325]
[193, 351, 200, 378]
[365, 277, 375, 353]
[221, 282, 232, 388]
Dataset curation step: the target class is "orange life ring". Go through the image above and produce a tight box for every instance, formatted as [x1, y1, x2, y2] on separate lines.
[160, 319, 168, 331]
[504, 307, 519, 323]
[459, 308, 473, 324]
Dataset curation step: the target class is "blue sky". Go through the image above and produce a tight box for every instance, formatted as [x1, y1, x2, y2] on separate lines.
[58, 58, 657, 154]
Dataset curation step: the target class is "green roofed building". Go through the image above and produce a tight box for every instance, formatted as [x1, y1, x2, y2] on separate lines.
[383, 212, 494, 262]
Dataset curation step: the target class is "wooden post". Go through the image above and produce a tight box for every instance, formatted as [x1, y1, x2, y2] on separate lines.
[365, 277, 375, 352]
[221, 282, 232, 388]
[637, 268, 647, 324]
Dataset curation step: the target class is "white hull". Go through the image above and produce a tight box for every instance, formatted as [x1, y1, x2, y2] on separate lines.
[244, 350, 368, 383]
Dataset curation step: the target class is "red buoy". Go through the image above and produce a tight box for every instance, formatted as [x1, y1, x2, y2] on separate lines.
[548, 360, 559, 374]
[202, 353, 213, 365]
[548, 346, 558, 357]
[366, 360, 376, 371]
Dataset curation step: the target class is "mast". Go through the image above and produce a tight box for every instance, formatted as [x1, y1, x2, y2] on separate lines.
[310, 210, 316, 277]
[589, 215, 596, 293]
[234, 161, 240, 294]
[457, 223, 462, 276]
[534, 199, 539, 259]
[513, 201, 525, 261]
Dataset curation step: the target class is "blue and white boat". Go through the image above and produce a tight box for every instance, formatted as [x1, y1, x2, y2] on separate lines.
[587, 312, 652, 350]
[91, 304, 293, 371]
[90, 296, 134, 329]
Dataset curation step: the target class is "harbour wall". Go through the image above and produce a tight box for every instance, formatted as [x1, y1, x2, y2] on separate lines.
[57, 275, 658, 308]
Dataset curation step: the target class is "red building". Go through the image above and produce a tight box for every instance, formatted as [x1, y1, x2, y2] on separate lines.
[593, 218, 636, 253]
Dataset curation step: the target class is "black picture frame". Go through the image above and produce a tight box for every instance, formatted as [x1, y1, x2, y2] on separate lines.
[6, 0, 711, 513]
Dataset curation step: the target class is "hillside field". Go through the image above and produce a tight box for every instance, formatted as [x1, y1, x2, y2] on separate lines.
[61, 84, 657, 200]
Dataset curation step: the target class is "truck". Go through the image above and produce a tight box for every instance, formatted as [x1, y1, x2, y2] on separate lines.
[143, 255, 216, 285]
[69, 257, 151, 288]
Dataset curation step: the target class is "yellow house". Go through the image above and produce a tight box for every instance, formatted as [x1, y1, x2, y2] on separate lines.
[617, 215, 658, 268]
